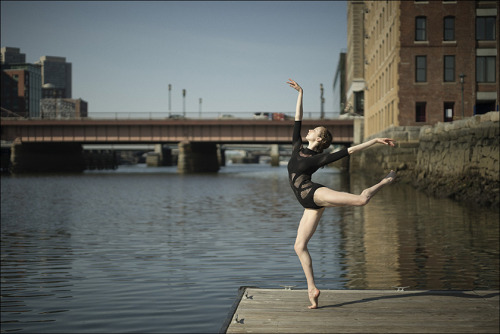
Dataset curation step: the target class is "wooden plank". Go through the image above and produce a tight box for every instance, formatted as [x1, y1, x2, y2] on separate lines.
[223, 288, 499, 333]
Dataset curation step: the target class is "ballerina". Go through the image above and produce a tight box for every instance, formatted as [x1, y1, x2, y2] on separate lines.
[286, 79, 396, 309]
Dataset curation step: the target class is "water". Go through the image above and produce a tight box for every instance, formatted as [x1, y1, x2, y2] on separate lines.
[1, 164, 498, 333]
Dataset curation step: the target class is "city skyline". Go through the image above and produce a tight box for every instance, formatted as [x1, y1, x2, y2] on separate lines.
[1, 1, 347, 117]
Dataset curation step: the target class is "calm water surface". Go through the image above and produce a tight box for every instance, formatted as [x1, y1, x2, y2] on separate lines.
[1, 164, 498, 333]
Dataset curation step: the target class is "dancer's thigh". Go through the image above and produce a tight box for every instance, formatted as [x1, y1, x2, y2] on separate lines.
[313, 187, 364, 207]
[295, 208, 324, 245]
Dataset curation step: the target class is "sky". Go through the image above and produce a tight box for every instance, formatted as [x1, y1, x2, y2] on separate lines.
[1, 1, 347, 118]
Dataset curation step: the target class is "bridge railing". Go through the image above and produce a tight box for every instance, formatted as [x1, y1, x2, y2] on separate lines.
[87, 111, 342, 120]
[1, 111, 343, 121]
[87, 111, 252, 120]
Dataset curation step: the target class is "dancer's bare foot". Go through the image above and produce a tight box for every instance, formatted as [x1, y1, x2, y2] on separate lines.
[360, 170, 397, 204]
[308, 288, 320, 309]
[382, 170, 396, 184]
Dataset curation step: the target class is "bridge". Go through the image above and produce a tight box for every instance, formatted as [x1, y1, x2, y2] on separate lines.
[0, 118, 353, 144]
[1, 118, 354, 173]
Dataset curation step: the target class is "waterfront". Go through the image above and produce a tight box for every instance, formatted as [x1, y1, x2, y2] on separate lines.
[1, 164, 498, 333]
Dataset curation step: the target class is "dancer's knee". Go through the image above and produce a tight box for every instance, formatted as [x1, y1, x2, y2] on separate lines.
[294, 241, 307, 255]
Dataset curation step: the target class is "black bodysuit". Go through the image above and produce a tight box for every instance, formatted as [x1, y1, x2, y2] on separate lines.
[287, 121, 349, 209]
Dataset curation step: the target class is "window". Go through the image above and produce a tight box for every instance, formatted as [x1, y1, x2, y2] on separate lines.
[416, 102, 426, 122]
[475, 101, 496, 115]
[416, 56, 427, 82]
[444, 16, 455, 41]
[476, 17, 496, 40]
[354, 91, 364, 115]
[415, 16, 427, 41]
[476, 56, 496, 83]
[444, 102, 454, 122]
[444, 55, 455, 82]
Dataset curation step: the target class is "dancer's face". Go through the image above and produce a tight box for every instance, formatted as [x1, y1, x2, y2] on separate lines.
[306, 127, 322, 142]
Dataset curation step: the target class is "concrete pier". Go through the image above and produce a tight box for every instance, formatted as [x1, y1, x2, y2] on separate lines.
[270, 144, 280, 167]
[177, 141, 219, 173]
[217, 145, 226, 167]
[10, 141, 86, 173]
[1, 143, 11, 173]
[222, 287, 499, 333]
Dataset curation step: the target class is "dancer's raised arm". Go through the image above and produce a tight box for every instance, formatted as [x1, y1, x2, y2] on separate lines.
[287, 79, 303, 121]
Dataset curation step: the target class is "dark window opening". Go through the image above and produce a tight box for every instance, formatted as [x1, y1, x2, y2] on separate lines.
[416, 102, 426, 122]
[475, 101, 496, 115]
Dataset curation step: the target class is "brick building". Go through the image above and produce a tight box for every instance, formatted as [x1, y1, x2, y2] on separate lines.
[345, 0, 366, 116]
[1, 47, 42, 118]
[1, 64, 42, 118]
[1, 71, 21, 117]
[360, 0, 498, 138]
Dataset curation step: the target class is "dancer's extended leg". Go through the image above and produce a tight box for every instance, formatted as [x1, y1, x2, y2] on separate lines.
[314, 170, 396, 207]
[294, 208, 324, 309]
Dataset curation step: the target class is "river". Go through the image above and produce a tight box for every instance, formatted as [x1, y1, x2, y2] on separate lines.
[1, 164, 498, 333]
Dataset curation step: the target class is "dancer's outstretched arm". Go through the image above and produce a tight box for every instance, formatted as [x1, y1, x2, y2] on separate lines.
[287, 79, 303, 121]
[348, 137, 395, 155]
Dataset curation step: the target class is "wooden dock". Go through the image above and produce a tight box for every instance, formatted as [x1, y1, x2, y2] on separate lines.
[222, 287, 499, 333]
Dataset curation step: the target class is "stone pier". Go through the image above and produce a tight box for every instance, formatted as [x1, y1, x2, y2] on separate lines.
[146, 144, 173, 167]
[218, 145, 226, 167]
[270, 144, 280, 167]
[10, 141, 86, 173]
[1, 144, 11, 173]
[177, 141, 220, 173]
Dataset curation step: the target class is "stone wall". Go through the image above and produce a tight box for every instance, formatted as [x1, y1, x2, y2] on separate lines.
[415, 112, 499, 208]
[350, 112, 499, 209]
[349, 125, 421, 181]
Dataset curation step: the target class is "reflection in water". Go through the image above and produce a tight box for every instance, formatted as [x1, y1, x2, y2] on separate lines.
[1, 165, 498, 333]
[340, 172, 499, 290]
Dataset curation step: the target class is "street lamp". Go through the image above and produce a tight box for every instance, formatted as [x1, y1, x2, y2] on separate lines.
[182, 89, 186, 117]
[168, 84, 172, 116]
[459, 73, 465, 119]
[320, 83, 325, 120]
[199, 98, 202, 119]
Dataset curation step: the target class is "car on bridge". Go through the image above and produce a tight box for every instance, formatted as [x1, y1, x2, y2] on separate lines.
[217, 114, 236, 120]
[168, 114, 187, 119]
[253, 112, 292, 121]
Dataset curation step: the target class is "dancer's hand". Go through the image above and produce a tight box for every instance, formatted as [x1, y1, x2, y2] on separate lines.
[287, 79, 302, 92]
[376, 138, 395, 147]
